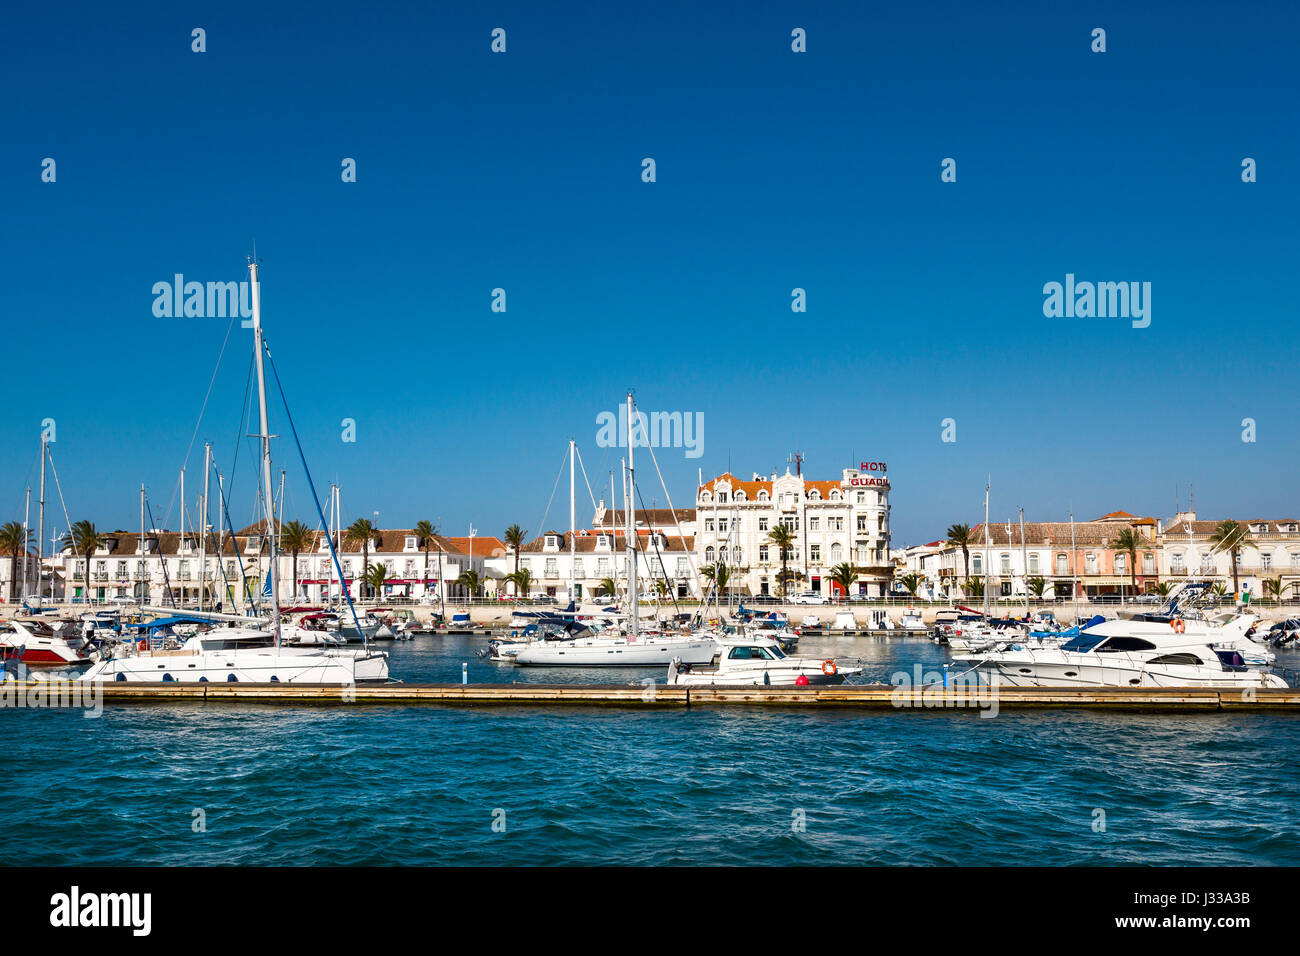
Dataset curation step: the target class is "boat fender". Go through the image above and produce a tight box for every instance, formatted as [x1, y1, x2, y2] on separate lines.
[821, 659, 837, 676]
[1170, 618, 1186, 634]
[794, 674, 809, 686]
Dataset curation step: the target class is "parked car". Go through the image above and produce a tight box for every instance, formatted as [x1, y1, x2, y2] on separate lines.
[748, 595, 780, 605]
[1093, 593, 1122, 604]
[790, 591, 828, 605]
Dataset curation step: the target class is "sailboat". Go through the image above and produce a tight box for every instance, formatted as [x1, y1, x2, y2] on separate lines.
[513, 394, 717, 667]
[79, 258, 388, 684]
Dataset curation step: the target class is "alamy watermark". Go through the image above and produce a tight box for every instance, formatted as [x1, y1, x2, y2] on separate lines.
[151, 275, 253, 323]
[1, 678, 102, 717]
[1042, 273, 1151, 329]
[596, 406, 703, 459]
[890, 664, 999, 718]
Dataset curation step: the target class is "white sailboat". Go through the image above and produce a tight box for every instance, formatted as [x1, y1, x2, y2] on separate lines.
[513, 394, 717, 667]
[80, 258, 388, 685]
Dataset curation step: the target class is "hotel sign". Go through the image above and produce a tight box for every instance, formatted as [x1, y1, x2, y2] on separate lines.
[852, 461, 889, 486]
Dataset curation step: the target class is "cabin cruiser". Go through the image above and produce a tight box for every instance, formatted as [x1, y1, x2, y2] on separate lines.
[0, 619, 95, 669]
[953, 618, 1286, 688]
[78, 623, 389, 683]
[281, 612, 348, 646]
[445, 611, 474, 633]
[897, 609, 927, 632]
[666, 635, 862, 687]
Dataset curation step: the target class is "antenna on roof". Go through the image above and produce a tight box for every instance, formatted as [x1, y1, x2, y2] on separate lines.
[788, 451, 804, 476]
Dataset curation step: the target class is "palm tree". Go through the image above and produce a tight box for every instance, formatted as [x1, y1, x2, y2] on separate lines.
[61, 520, 104, 604]
[598, 576, 618, 600]
[1108, 526, 1145, 594]
[766, 525, 797, 597]
[1026, 576, 1047, 599]
[946, 523, 972, 592]
[0, 521, 29, 603]
[701, 562, 733, 597]
[1208, 519, 1250, 597]
[1264, 576, 1284, 604]
[897, 572, 923, 598]
[414, 519, 438, 594]
[965, 576, 985, 598]
[1155, 581, 1173, 598]
[652, 578, 669, 602]
[503, 524, 526, 578]
[506, 567, 533, 601]
[828, 562, 861, 602]
[346, 518, 378, 598]
[456, 569, 483, 598]
[363, 562, 388, 599]
[1210, 582, 1228, 603]
[279, 520, 314, 602]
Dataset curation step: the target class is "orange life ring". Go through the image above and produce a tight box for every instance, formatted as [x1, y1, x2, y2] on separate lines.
[1170, 618, 1186, 634]
[821, 659, 837, 676]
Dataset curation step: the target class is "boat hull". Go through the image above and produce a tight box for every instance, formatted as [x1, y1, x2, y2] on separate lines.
[78, 649, 388, 684]
[514, 638, 717, 667]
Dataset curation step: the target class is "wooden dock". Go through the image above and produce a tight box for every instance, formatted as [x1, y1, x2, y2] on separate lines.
[11, 681, 1300, 711]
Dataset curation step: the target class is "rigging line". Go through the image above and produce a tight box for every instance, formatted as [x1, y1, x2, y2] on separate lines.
[263, 343, 369, 648]
[572, 446, 601, 514]
[44, 447, 75, 544]
[633, 479, 681, 617]
[213, 467, 253, 613]
[226, 351, 254, 512]
[177, 310, 240, 482]
[144, 497, 176, 608]
[642, 436, 705, 602]
[534, 446, 570, 543]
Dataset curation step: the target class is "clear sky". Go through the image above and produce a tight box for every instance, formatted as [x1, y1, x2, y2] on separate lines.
[3, 1, 1297, 547]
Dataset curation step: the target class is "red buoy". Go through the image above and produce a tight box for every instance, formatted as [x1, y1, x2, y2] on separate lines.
[795, 674, 810, 686]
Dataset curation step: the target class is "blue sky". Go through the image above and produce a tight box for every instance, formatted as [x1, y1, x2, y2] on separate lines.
[2, 1, 1297, 547]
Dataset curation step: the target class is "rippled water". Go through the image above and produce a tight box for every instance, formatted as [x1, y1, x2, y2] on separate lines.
[3, 635, 1299, 866]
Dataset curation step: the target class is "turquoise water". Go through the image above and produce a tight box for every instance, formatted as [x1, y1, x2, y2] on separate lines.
[3, 635, 1299, 866]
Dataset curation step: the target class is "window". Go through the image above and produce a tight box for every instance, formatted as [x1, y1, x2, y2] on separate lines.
[1171, 552, 1184, 572]
[759, 545, 769, 563]
[972, 554, 983, 575]
[598, 534, 610, 549]
[1000, 553, 1011, 574]
[705, 547, 715, 563]
[757, 491, 768, 502]
[857, 545, 869, 564]
[857, 516, 867, 531]
[1096, 637, 1158, 652]
[574, 559, 584, 578]
[545, 535, 558, 549]
[545, 558, 558, 576]
[719, 547, 728, 564]
[1292, 553, 1300, 570]
[829, 517, 844, 531]
[1142, 553, 1154, 574]
[733, 547, 743, 564]
[779, 516, 798, 531]
[717, 493, 727, 503]
[808, 490, 821, 501]
[1262, 553, 1273, 570]
[830, 491, 841, 501]
[1085, 553, 1097, 574]
[704, 518, 715, 532]
[809, 517, 820, 531]
[735, 491, 746, 502]
[1201, 555, 1215, 573]
[1148, 653, 1204, 666]
[1114, 554, 1127, 575]
[405, 536, 417, 550]
[598, 558, 610, 575]
[856, 492, 865, 503]
[758, 517, 769, 531]
[676, 558, 688, 576]
[1028, 553, 1040, 573]
[718, 518, 728, 532]
[810, 545, 820, 563]
[830, 543, 842, 563]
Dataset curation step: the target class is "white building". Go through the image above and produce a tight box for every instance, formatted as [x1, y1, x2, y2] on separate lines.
[695, 464, 893, 597]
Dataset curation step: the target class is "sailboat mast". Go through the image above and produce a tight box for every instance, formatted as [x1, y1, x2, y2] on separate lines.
[1070, 508, 1079, 622]
[248, 258, 282, 645]
[1019, 507, 1028, 616]
[569, 438, 576, 603]
[200, 443, 211, 611]
[37, 437, 45, 605]
[139, 484, 146, 609]
[277, 468, 285, 602]
[21, 486, 30, 602]
[626, 393, 638, 640]
[327, 483, 336, 606]
[983, 481, 990, 617]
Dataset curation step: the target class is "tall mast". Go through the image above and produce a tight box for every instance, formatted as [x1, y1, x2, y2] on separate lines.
[982, 480, 990, 617]
[21, 486, 30, 601]
[180, 467, 185, 607]
[1019, 507, 1028, 616]
[1070, 507, 1079, 622]
[217, 472, 225, 610]
[569, 438, 576, 603]
[276, 468, 285, 602]
[248, 258, 282, 645]
[327, 483, 336, 606]
[139, 485, 146, 608]
[37, 437, 45, 606]
[200, 443, 211, 611]
[626, 392, 638, 640]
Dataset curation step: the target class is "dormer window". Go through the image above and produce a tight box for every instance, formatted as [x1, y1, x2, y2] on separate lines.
[717, 492, 728, 503]
[830, 490, 841, 501]
[598, 534, 610, 549]
[246, 535, 260, 552]
[809, 490, 821, 501]
[545, 534, 559, 550]
[757, 491, 769, 502]
[700, 492, 712, 503]
[735, 491, 746, 502]
[405, 536, 417, 550]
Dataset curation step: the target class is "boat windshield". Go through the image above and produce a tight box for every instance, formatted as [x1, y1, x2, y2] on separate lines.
[728, 645, 783, 661]
[1060, 633, 1108, 653]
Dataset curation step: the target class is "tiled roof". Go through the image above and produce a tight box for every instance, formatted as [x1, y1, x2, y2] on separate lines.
[519, 531, 694, 554]
[965, 522, 1157, 549]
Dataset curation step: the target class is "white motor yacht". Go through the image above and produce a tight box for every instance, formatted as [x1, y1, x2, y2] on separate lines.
[0, 619, 95, 669]
[512, 626, 717, 667]
[954, 618, 1286, 689]
[666, 635, 862, 687]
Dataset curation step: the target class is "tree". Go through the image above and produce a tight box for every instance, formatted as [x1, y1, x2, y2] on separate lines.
[1210, 582, 1228, 602]
[0, 521, 29, 603]
[965, 576, 985, 598]
[503, 524, 526, 578]
[61, 520, 104, 603]
[1155, 581, 1173, 598]
[652, 578, 669, 602]
[701, 562, 733, 596]
[946, 523, 972, 592]
[1208, 520, 1250, 597]
[766, 525, 797, 597]
[506, 567, 533, 601]
[1108, 526, 1145, 594]
[1264, 576, 1285, 604]
[598, 576, 618, 600]
[346, 518, 378, 598]
[897, 571, 922, 598]
[279, 520, 314, 602]
[456, 569, 483, 598]
[828, 562, 861, 602]
[1026, 576, 1047, 599]
[414, 519, 438, 594]
[363, 562, 388, 599]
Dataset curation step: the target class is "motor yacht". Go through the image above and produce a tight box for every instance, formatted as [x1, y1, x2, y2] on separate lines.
[666, 635, 862, 687]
